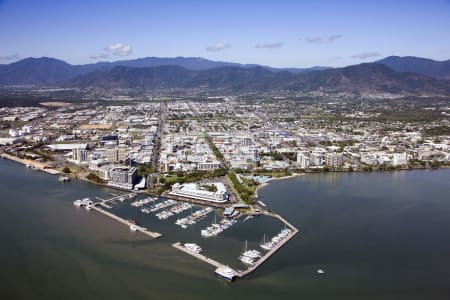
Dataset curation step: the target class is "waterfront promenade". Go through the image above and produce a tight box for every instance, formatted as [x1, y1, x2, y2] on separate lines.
[1, 153, 60, 174]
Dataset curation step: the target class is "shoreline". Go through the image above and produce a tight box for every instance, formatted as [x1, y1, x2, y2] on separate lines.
[254, 173, 304, 198]
[1, 153, 60, 175]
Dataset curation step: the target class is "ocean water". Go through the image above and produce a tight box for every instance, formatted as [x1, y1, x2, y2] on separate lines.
[1, 158, 450, 300]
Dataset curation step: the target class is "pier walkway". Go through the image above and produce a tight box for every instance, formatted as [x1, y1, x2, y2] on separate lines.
[91, 205, 162, 239]
[172, 211, 299, 281]
[237, 224, 298, 278]
[172, 242, 223, 268]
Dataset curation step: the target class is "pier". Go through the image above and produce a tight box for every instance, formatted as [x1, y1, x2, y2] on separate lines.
[91, 205, 162, 239]
[172, 242, 223, 268]
[171, 212, 299, 281]
[237, 220, 298, 278]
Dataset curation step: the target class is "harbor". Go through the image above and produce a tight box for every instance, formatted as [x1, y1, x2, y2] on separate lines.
[91, 205, 162, 239]
[74, 193, 162, 239]
[172, 242, 222, 268]
[71, 188, 298, 281]
[171, 211, 299, 281]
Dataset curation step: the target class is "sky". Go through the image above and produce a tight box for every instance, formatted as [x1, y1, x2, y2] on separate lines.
[1, 0, 450, 68]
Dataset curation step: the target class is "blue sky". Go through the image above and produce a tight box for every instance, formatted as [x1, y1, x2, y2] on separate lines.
[1, 0, 449, 67]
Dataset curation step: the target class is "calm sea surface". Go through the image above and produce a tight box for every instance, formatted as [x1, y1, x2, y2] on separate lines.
[1, 158, 450, 300]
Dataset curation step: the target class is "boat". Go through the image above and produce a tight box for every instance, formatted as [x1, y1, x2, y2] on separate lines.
[184, 243, 202, 253]
[317, 269, 325, 274]
[214, 265, 237, 281]
[243, 215, 254, 222]
[239, 255, 255, 265]
[73, 198, 92, 207]
[242, 250, 261, 259]
[130, 224, 138, 231]
[85, 205, 92, 211]
[58, 176, 71, 182]
[260, 234, 273, 251]
[240, 240, 262, 260]
[201, 229, 213, 237]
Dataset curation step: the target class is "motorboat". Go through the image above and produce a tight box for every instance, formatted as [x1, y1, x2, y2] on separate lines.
[215, 265, 237, 281]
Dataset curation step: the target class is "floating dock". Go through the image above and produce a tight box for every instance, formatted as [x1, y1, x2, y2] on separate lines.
[91, 205, 162, 239]
[172, 242, 222, 268]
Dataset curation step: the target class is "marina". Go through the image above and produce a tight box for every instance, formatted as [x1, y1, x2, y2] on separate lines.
[172, 211, 299, 281]
[90, 205, 162, 239]
[2, 157, 450, 298]
[75, 186, 299, 281]
[74, 193, 162, 239]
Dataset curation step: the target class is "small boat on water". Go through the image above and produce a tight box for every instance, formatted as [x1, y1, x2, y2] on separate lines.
[215, 265, 237, 281]
[239, 255, 255, 265]
[130, 224, 138, 231]
[58, 176, 71, 182]
[243, 215, 254, 222]
[317, 269, 325, 274]
[260, 234, 273, 251]
[73, 198, 93, 207]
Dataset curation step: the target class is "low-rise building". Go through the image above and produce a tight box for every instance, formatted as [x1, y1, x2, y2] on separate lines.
[169, 182, 229, 203]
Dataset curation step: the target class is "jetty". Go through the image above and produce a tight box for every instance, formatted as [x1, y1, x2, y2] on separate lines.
[95, 193, 136, 207]
[172, 242, 222, 268]
[91, 205, 162, 239]
[172, 212, 299, 281]
[236, 217, 298, 278]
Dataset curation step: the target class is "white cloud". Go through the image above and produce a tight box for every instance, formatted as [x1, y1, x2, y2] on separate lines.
[89, 53, 109, 61]
[255, 42, 283, 49]
[104, 43, 132, 57]
[351, 51, 381, 59]
[0, 53, 20, 60]
[206, 42, 230, 52]
[305, 34, 342, 44]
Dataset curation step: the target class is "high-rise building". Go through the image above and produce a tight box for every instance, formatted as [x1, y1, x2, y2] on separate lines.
[325, 153, 344, 167]
[105, 147, 128, 163]
[108, 167, 138, 190]
[72, 148, 88, 163]
[241, 137, 252, 147]
[297, 152, 310, 168]
[310, 152, 324, 166]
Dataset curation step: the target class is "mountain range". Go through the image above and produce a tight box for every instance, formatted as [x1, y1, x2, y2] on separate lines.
[1, 56, 450, 95]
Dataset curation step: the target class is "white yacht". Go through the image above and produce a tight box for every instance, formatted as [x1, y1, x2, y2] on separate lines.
[242, 250, 261, 259]
[201, 229, 213, 237]
[239, 255, 255, 265]
[214, 265, 237, 281]
[184, 243, 202, 253]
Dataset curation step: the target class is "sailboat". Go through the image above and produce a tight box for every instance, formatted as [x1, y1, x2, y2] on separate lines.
[239, 240, 255, 265]
[260, 233, 273, 251]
